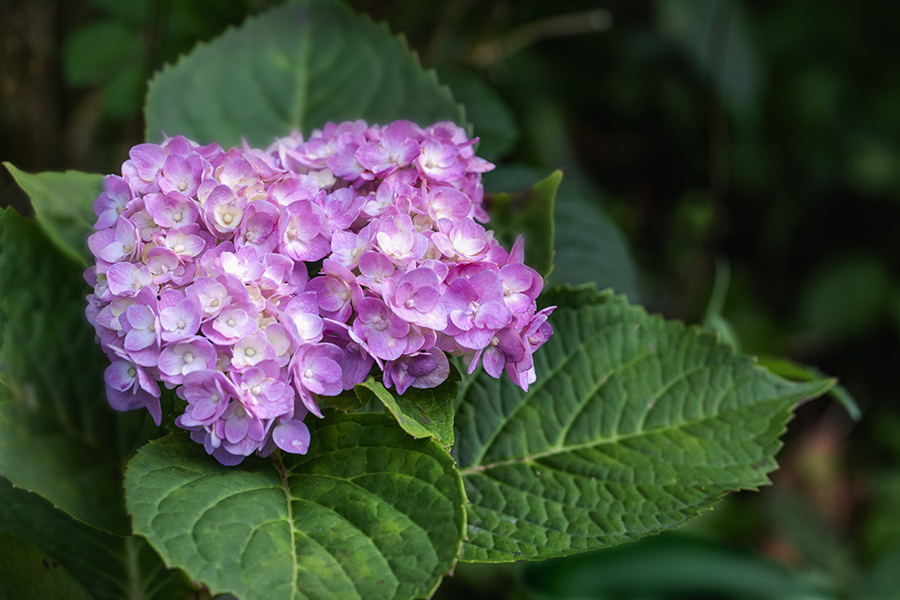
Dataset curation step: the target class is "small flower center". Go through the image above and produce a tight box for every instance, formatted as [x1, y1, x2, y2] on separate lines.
[177, 319, 186, 329]
[183, 352, 194, 364]
[211, 393, 220, 403]
[210, 298, 220, 307]
[123, 244, 133, 253]
[370, 315, 388, 331]
[304, 368, 313, 379]
[405, 298, 416, 309]
[222, 214, 233, 225]
[173, 243, 185, 253]
[116, 205, 126, 215]
[227, 318, 236, 327]
[251, 385, 262, 396]
[127, 367, 136, 378]
[245, 347, 256, 357]
[490, 336, 500, 347]
[177, 182, 187, 192]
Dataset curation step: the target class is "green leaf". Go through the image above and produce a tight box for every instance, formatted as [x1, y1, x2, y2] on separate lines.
[4, 163, 102, 266]
[125, 412, 466, 600]
[484, 166, 640, 301]
[487, 169, 560, 278]
[0, 477, 194, 600]
[323, 388, 369, 412]
[354, 365, 461, 450]
[519, 533, 838, 600]
[453, 286, 834, 562]
[0, 401, 132, 537]
[755, 355, 862, 422]
[145, 0, 464, 148]
[0, 532, 96, 600]
[0, 208, 148, 535]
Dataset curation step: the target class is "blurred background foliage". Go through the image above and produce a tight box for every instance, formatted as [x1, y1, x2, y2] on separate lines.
[1, 0, 898, 598]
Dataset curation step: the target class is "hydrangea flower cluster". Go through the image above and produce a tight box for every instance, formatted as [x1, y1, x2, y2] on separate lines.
[85, 120, 555, 465]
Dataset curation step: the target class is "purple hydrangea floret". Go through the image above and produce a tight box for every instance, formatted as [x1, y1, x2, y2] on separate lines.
[86, 120, 555, 465]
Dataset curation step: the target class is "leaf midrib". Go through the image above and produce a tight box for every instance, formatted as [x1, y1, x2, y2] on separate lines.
[461, 306, 645, 468]
[458, 392, 797, 476]
[272, 452, 302, 600]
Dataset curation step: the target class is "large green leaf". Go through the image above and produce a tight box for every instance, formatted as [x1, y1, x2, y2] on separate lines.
[352, 365, 460, 451]
[4, 163, 102, 266]
[0, 477, 193, 600]
[453, 286, 834, 562]
[125, 412, 466, 600]
[487, 170, 560, 279]
[0, 208, 149, 535]
[145, 0, 464, 147]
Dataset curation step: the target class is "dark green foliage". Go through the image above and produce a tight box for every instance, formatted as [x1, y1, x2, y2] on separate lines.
[0, 532, 97, 600]
[0, 208, 143, 535]
[0, 478, 193, 600]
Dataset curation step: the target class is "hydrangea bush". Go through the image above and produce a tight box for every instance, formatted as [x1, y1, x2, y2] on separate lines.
[86, 121, 552, 465]
[0, 1, 846, 599]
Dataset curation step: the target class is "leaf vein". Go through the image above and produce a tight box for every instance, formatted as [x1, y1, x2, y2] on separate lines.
[459, 390, 795, 475]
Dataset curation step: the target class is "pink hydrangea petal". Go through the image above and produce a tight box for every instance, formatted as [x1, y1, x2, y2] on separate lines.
[274, 420, 311, 454]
